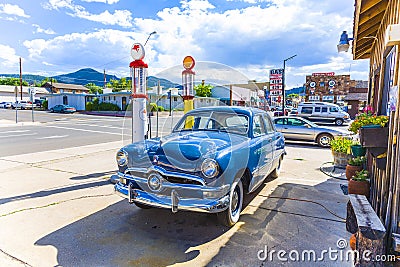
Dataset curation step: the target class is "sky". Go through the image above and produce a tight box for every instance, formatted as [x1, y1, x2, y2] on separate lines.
[0, 0, 369, 88]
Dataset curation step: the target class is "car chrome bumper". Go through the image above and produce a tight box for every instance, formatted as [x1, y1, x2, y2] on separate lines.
[114, 172, 230, 213]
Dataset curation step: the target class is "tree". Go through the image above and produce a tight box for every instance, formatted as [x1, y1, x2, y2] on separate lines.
[39, 77, 57, 87]
[107, 78, 132, 92]
[287, 93, 299, 99]
[194, 81, 213, 97]
[85, 83, 103, 94]
[0, 77, 28, 86]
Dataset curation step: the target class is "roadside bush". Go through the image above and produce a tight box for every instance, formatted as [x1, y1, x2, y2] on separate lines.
[149, 103, 157, 112]
[86, 102, 94, 111]
[157, 106, 165, 111]
[98, 102, 120, 111]
[86, 101, 120, 111]
[42, 100, 48, 110]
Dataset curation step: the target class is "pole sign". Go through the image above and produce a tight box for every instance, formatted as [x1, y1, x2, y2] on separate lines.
[269, 69, 284, 106]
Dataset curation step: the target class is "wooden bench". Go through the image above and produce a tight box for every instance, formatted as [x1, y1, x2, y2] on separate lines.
[346, 194, 387, 267]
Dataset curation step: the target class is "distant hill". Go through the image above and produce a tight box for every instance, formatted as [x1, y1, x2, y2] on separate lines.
[53, 68, 118, 86]
[286, 86, 306, 96]
[1, 68, 181, 89]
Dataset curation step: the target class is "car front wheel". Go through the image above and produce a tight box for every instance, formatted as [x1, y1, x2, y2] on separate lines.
[217, 179, 243, 227]
[317, 133, 333, 147]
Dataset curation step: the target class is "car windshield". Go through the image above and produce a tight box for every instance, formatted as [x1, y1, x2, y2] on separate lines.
[173, 110, 249, 136]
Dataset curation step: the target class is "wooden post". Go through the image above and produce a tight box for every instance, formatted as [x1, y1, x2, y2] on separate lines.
[346, 194, 386, 266]
[19, 57, 23, 100]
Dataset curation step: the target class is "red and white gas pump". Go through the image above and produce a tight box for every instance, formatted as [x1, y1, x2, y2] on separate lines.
[182, 56, 195, 114]
[130, 43, 148, 143]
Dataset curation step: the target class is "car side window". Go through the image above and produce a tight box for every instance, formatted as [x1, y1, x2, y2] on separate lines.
[330, 107, 339, 112]
[291, 119, 306, 126]
[253, 115, 266, 137]
[315, 107, 321, 112]
[263, 114, 275, 134]
[300, 107, 313, 114]
[321, 107, 328, 112]
[274, 118, 284, 125]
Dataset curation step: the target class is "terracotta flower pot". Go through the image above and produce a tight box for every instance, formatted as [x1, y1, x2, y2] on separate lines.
[345, 165, 363, 180]
[350, 233, 357, 250]
[348, 179, 370, 197]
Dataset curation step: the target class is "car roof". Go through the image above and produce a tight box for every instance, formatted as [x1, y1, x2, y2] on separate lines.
[186, 106, 265, 116]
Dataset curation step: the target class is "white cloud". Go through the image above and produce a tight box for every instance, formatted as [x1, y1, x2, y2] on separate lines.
[131, 0, 367, 87]
[0, 44, 20, 71]
[23, 29, 138, 74]
[81, 0, 120, 4]
[0, 3, 30, 18]
[33, 24, 56, 35]
[43, 0, 132, 27]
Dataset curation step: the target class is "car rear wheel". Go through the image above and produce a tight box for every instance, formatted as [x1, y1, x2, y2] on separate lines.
[334, 118, 344, 126]
[317, 133, 333, 147]
[50, 108, 54, 113]
[217, 179, 243, 227]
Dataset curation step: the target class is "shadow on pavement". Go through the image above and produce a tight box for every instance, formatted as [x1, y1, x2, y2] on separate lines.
[0, 177, 110, 205]
[34, 176, 351, 266]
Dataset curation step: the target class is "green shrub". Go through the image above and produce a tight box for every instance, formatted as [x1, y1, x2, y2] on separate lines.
[42, 100, 48, 110]
[98, 102, 120, 111]
[330, 137, 353, 154]
[149, 103, 157, 112]
[157, 106, 164, 111]
[86, 101, 120, 111]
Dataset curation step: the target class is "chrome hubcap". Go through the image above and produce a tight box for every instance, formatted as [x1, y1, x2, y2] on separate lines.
[320, 136, 331, 146]
[231, 189, 239, 213]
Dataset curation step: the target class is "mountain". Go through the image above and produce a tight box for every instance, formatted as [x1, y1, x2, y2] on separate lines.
[53, 68, 118, 87]
[1, 68, 181, 89]
[286, 86, 306, 96]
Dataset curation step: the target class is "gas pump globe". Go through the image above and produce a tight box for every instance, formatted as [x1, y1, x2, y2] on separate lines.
[182, 56, 195, 112]
[129, 43, 148, 143]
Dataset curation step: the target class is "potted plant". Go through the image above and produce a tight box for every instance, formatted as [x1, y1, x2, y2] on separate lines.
[346, 156, 365, 180]
[348, 169, 370, 197]
[330, 137, 353, 167]
[350, 140, 366, 157]
[348, 112, 389, 148]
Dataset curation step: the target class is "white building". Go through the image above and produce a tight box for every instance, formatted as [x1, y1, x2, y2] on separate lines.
[0, 85, 49, 102]
[47, 93, 92, 111]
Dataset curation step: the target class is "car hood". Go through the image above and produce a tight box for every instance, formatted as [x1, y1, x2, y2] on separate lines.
[315, 125, 352, 136]
[123, 131, 248, 171]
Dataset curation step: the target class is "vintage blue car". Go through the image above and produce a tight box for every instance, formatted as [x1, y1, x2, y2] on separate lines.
[114, 106, 285, 226]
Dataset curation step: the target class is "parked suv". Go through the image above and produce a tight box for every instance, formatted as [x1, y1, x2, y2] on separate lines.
[297, 102, 350, 126]
[11, 101, 37, 109]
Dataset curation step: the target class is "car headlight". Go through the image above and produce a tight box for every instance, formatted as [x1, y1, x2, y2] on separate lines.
[116, 150, 128, 166]
[201, 158, 219, 178]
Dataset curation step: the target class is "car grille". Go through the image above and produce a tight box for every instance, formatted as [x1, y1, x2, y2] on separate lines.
[162, 175, 203, 186]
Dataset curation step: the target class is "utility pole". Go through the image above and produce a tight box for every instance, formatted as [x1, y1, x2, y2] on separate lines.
[103, 69, 106, 89]
[19, 57, 23, 100]
[282, 54, 297, 114]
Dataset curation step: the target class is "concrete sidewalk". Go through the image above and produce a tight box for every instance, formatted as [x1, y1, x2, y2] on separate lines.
[0, 142, 352, 266]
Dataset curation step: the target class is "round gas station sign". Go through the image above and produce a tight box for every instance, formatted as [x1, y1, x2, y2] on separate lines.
[131, 43, 145, 60]
[183, 56, 195, 70]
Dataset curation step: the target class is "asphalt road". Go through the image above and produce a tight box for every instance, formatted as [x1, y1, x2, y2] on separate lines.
[0, 109, 181, 157]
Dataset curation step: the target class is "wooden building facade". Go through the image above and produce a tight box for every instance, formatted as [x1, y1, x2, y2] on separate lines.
[352, 0, 400, 255]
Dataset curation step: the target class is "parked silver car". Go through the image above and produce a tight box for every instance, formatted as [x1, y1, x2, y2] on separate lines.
[273, 116, 351, 147]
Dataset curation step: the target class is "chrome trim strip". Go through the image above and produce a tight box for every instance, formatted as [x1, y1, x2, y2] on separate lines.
[124, 166, 206, 186]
